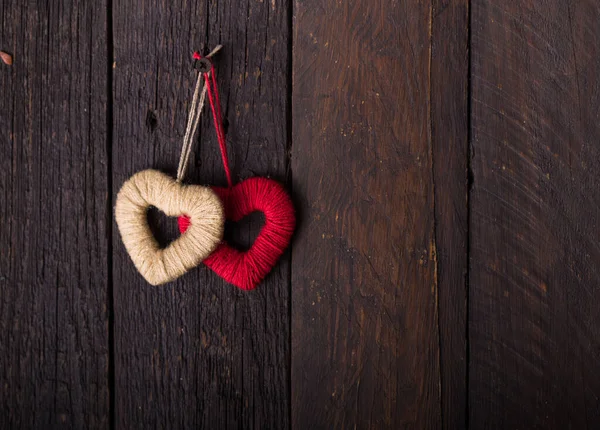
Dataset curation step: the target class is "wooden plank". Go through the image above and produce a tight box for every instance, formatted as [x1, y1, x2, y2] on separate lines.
[291, 1, 442, 428]
[0, 1, 110, 428]
[470, 0, 600, 427]
[112, 0, 291, 427]
[431, 1, 470, 428]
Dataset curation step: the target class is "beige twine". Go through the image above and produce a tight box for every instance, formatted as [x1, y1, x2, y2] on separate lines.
[176, 74, 207, 181]
[176, 44, 223, 182]
[115, 169, 224, 285]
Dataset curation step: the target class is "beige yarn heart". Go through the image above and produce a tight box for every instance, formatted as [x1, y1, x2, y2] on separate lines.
[115, 169, 224, 285]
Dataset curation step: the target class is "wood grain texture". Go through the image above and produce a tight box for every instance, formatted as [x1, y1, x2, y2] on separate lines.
[8, 0, 600, 426]
[112, 0, 291, 428]
[0, 0, 110, 428]
[470, 0, 600, 428]
[291, 0, 442, 428]
[431, 0, 470, 428]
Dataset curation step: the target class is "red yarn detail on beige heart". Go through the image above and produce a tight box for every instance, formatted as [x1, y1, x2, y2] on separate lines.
[178, 177, 295, 290]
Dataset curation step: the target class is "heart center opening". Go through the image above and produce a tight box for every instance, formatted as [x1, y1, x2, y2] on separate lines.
[223, 211, 265, 251]
[147, 207, 181, 249]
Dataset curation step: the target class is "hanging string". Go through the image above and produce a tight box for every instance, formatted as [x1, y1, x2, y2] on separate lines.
[176, 74, 207, 182]
[194, 49, 233, 188]
[205, 64, 232, 187]
[176, 45, 223, 182]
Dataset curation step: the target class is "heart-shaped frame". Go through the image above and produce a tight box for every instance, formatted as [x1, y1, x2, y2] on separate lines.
[179, 177, 295, 290]
[115, 169, 224, 285]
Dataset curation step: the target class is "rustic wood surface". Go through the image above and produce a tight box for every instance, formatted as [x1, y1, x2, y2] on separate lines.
[1, 0, 600, 428]
[470, 1, 600, 428]
[0, 1, 110, 428]
[291, 0, 465, 427]
[431, 0, 470, 428]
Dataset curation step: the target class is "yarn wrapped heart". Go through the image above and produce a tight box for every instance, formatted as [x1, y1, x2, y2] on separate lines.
[178, 177, 295, 290]
[115, 169, 224, 286]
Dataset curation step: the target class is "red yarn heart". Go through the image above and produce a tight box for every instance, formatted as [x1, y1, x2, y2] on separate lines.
[178, 177, 295, 290]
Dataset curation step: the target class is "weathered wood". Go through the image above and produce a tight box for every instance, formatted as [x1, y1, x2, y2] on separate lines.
[112, 0, 291, 428]
[291, 1, 443, 427]
[0, 0, 110, 428]
[470, 0, 600, 427]
[431, 1, 470, 428]
[8, 0, 600, 426]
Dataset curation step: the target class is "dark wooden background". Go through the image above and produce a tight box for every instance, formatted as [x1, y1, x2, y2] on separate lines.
[1, 0, 599, 428]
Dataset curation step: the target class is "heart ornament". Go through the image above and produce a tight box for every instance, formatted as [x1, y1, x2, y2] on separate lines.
[179, 177, 295, 290]
[115, 169, 224, 285]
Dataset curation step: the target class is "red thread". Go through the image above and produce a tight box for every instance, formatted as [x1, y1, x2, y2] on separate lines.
[193, 52, 231, 186]
[204, 69, 232, 187]
[179, 177, 295, 291]
[178, 215, 192, 234]
[210, 65, 225, 142]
